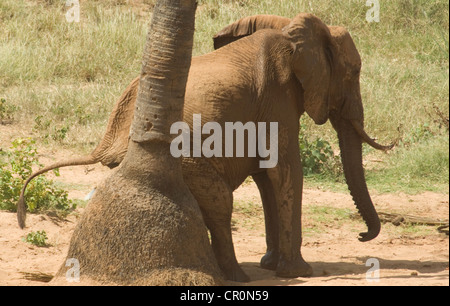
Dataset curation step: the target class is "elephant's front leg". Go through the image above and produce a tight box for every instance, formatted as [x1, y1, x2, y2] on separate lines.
[266, 150, 313, 278]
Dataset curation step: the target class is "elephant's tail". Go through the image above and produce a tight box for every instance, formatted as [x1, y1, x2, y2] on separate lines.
[17, 77, 139, 228]
[17, 155, 100, 229]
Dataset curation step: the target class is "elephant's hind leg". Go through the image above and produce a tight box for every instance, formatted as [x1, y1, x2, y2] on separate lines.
[182, 159, 250, 282]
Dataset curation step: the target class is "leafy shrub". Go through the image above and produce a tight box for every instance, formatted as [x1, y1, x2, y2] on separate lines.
[23, 230, 48, 247]
[33, 116, 70, 144]
[298, 122, 342, 178]
[399, 123, 435, 147]
[0, 138, 75, 215]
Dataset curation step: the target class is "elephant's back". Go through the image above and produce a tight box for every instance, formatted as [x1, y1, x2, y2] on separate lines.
[185, 51, 258, 124]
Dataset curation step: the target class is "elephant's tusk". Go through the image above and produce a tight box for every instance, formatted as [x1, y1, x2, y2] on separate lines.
[350, 120, 395, 151]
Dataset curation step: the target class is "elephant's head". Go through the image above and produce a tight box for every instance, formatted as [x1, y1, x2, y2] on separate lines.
[214, 13, 394, 241]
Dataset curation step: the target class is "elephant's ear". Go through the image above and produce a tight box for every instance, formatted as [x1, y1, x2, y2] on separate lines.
[285, 13, 338, 125]
[213, 15, 291, 49]
[328, 26, 364, 122]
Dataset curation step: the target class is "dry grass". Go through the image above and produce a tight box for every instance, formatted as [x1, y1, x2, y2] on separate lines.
[0, 0, 448, 192]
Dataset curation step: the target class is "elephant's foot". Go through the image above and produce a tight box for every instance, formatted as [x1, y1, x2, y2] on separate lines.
[220, 263, 250, 283]
[276, 255, 313, 278]
[260, 250, 278, 271]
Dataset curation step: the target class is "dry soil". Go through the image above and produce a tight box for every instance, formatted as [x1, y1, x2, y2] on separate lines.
[0, 134, 448, 286]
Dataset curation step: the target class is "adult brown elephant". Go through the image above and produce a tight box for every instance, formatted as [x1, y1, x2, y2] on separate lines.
[18, 13, 392, 282]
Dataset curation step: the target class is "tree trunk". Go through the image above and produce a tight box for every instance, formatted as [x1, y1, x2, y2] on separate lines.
[51, 0, 223, 286]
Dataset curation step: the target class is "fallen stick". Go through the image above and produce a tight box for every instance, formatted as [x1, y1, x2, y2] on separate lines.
[377, 212, 449, 227]
[20, 271, 54, 283]
[351, 211, 449, 229]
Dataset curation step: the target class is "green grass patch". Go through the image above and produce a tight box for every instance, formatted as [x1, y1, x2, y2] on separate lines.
[303, 205, 358, 237]
[232, 199, 264, 230]
[366, 134, 449, 193]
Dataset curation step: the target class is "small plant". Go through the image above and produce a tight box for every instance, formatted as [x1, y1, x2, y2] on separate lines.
[33, 115, 51, 133]
[0, 138, 75, 214]
[33, 116, 70, 144]
[75, 105, 92, 125]
[51, 125, 70, 142]
[298, 121, 342, 178]
[0, 98, 17, 124]
[399, 123, 435, 147]
[428, 104, 449, 132]
[23, 230, 48, 247]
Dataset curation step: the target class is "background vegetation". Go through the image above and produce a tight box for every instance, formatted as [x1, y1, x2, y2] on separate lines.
[0, 138, 75, 213]
[0, 0, 448, 208]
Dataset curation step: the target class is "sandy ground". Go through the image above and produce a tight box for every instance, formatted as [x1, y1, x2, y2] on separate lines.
[0, 139, 448, 286]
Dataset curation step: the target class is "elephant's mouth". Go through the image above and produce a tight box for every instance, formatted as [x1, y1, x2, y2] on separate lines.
[350, 120, 395, 151]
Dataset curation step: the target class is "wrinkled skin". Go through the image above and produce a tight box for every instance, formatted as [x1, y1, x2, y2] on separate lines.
[18, 13, 392, 282]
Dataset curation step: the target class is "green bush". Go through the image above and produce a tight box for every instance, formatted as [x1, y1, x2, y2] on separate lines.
[299, 120, 342, 178]
[23, 230, 48, 247]
[0, 138, 75, 214]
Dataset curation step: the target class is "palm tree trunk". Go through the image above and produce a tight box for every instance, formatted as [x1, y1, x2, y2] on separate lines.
[125, 0, 196, 189]
[52, 0, 223, 286]
[131, 0, 195, 144]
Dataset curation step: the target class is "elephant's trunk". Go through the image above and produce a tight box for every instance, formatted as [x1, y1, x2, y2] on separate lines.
[335, 119, 381, 242]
